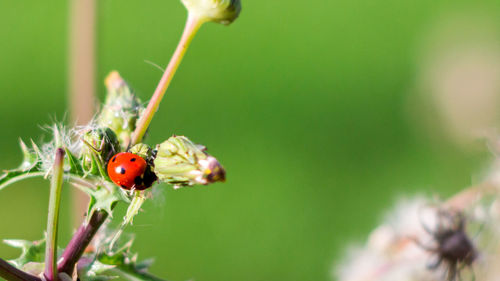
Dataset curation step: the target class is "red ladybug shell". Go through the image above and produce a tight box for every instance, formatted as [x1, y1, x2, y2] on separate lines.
[107, 152, 147, 190]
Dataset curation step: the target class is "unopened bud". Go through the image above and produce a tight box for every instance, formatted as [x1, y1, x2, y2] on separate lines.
[81, 127, 119, 173]
[154, 135, 225, 188]
[129, 143, 153, 160]
[97, 71, 144, 148]
[181, 0, 241, 25]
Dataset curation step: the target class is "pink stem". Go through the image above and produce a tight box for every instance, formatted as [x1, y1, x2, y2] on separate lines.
[131, 15, 204, 145]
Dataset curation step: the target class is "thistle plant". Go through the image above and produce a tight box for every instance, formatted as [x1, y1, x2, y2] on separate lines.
[335, 171, 500, 281]
[0, 1, 241, 280]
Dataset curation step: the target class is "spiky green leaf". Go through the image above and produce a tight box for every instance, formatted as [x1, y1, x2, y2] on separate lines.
[74, 230, 165, 281]
[78, 258, 118, 281]
[76, 183, 129, 220]
[19, 139, 39, 171]
[0, 140, 44, 191]
[0, 170, 45, 191]
[96, 242, 166, 281]
[3, 239, 46, 268]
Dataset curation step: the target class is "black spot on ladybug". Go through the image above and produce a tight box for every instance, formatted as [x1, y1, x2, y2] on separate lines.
[130, 158, 136, 162]
[134, 176, 143, 185]
[112, 156, 117, 162]
[120, 167, 126, 174]
[121, 185, 127, 189]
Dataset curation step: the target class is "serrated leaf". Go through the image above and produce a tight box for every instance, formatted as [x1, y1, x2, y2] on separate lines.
[19, 139, 39, 171]
[0, 140, 44, 191]
[30, 139, 42, 158]
[76, 183, 129, 220]
[88, 260, 117, 275]
[78, 258, 118, 281]
[3, 239, 46, 268]
[97, 248, 166, 281]
[76, 225, 166, 281]
[0, 170, 45, 191]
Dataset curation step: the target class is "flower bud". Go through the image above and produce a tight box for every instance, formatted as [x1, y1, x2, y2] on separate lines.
[97, 71, 144, 148]
[154, 135, 225, 188]
[181, 0, 241, 25]
[129, 143, 153, 160]
[81, 127, 119, 173]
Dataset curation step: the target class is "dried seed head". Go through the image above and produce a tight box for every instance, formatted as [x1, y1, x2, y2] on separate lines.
[153, 135, 225, 188]
[97, 71, 144, 149]
[335, 195, 497, 281]
[181, 0, 241, 25]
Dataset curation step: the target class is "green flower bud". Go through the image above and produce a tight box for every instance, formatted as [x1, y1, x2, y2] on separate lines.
[81, 127, 119, 173]
[181, 0, 241, 25]
[154, 135, 225, 188]
[129, 143, 153, 160]
[97, 71, 144, 149]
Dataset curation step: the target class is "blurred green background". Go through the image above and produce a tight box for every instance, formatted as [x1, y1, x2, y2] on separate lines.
[1, 1, 500, 280]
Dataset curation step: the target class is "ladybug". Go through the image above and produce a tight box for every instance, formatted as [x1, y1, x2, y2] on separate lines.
[107, 152, 150, 190]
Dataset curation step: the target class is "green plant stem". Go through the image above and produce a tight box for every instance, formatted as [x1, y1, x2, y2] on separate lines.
[44, 148, 65, 281]
[131, 14, 205, 145]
